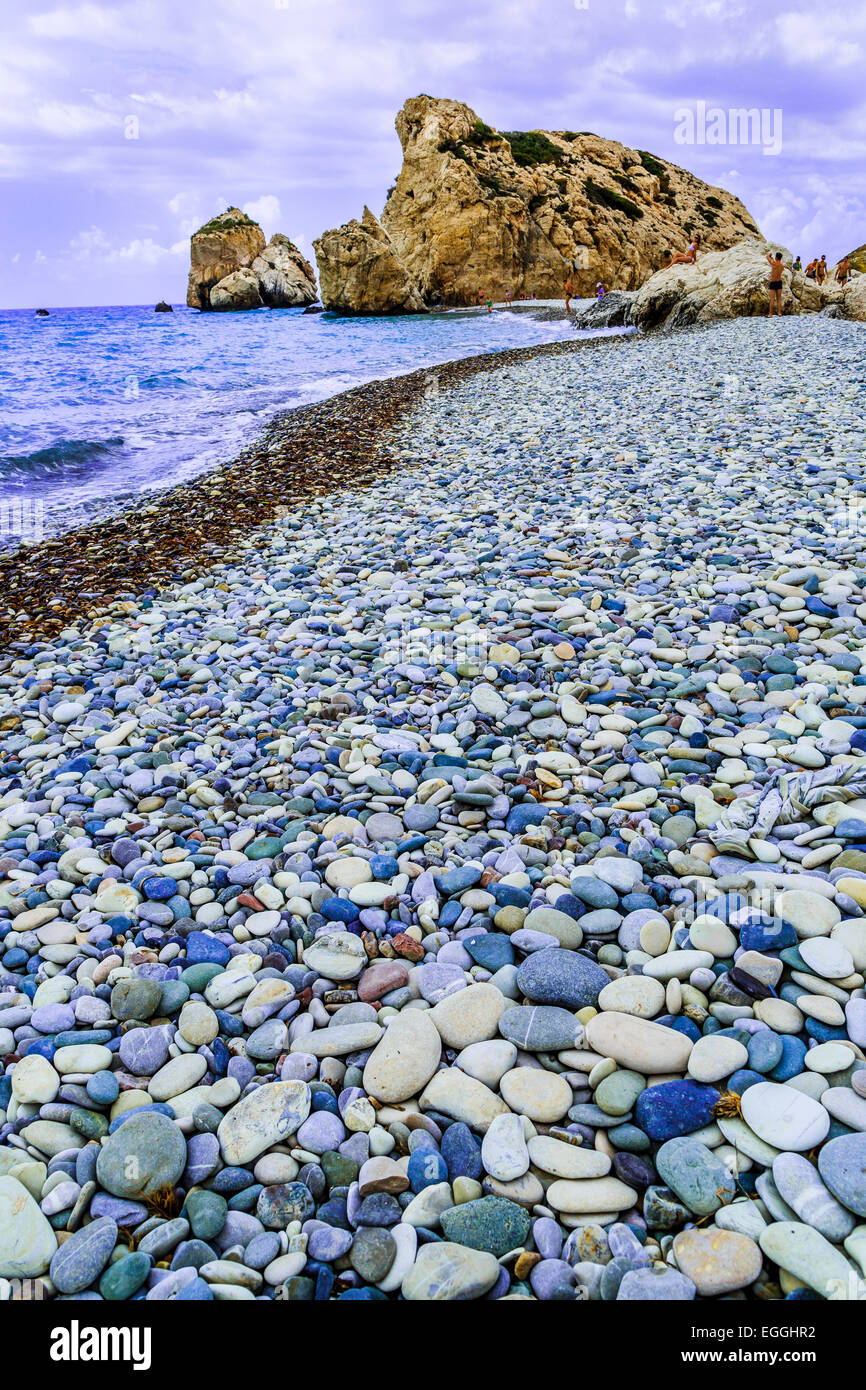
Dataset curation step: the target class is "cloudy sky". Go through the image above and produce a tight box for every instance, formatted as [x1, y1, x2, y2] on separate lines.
[2, 0, 864, 308]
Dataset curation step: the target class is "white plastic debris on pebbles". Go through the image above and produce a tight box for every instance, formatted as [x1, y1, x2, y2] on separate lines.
[2, 316, 866, 1302]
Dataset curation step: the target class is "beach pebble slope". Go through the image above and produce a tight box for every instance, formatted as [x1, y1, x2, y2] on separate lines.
[2, 317, 866, 1302]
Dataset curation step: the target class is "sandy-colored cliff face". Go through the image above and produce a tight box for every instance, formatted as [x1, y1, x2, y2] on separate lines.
[380, 96, 760, 305]
[313, 207, 428, 315]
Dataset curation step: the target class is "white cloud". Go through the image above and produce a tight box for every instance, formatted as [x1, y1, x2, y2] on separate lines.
[36, 101, 118, 137]
[69, 223, 185, 265]
[167, 190, 203, 237]
[242, 194, 283, 237]
[29, 4, 123, 40]
[778, 11, 862, 67]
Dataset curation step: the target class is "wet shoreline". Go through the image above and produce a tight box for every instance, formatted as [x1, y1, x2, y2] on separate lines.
[0, 330, 629, 651]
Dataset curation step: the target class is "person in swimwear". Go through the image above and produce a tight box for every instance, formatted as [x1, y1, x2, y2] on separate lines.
[486, 296, 493, 314]
[766, 250, 786, 318]
[805, 259, 817, 279]
[816, 255, 828, 285]
[665, 232, 701, 268]
[836, 255, 851, 286]
[596, 282, 605, 299]
[793, 255, 802, 272]
[564, 277, 574, 313]
[505, 289, 512, 307]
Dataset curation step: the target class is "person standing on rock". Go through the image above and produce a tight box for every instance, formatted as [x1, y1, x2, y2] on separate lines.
[805, 258, 818, 279]
[817, 255, 828, 285]
[766, 250, 786, 318]
[564, 277, 574, 313]
[836, 256, 851, 286]
[793, 255, 802, 272]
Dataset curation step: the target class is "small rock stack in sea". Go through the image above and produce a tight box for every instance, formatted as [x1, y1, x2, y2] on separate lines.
[2, 316, 866, 1303]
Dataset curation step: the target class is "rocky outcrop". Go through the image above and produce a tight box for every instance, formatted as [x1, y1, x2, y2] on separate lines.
[572, 290, 636, 329]
[630, 240, 828, 330]
[187, 208, 266, 310]
[840, 274, 866, 321]
[251, 234, 318, 308]
[313, 208, 428, 315]
[379, 96, 760, 305]
[187, 209, 318, 311]
[154, 301, 173, 313]
[845, 243, 866, 275]
[209, 269, 263, 312]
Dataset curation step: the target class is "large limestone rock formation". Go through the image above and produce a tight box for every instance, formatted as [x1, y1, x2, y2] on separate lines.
[630, 240, 828, 330]
[187, 209, 318, 311]
[251, 233, 318, 307]
[379, 96, 760, 305]
[187, 208, 265, 310]
[209, 268, 263, 312]
[314, 207, 428, 315]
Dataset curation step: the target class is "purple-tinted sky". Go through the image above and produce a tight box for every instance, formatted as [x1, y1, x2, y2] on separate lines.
[1, 0, 864, 308]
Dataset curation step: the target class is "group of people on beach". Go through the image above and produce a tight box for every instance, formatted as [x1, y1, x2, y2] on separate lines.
[799, 253, 851, 286]
[765, 250, 851, 317]
[476, 279, 606, 314]
[477, 288, 538, 313]
[480, 239, 853, 319]
[562, 279, 605, 313]
[660, 233, 854, 319]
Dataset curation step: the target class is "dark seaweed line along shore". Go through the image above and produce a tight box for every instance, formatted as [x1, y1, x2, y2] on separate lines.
[0, 333, 629, 652]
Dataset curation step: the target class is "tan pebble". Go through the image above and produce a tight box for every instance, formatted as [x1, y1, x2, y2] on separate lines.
[754, 998, 804, 1033]
[483, 1172, 545, 1207]
[527, 1135, 611, 1179]
[639, 918, 671, 956]
[499, 1068, 572, 1123]
[546, 1176, 638, 1214]
[796, 995, 845, 1027]
[514, 1251, 542, 1280]
[452, 1176, 483, 1203]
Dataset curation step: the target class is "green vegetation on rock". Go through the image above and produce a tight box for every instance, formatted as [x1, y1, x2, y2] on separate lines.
[193, 209, 259, 237]
[638, 150, 667, 179]
[584, 178, 644, 221]
[438, 119, 498, 163]
[502, 131, 564, 168]
[614, 173, 643, 199]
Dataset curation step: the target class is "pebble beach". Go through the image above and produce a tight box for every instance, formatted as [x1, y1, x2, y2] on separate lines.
[3, 314, 866, 1304]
